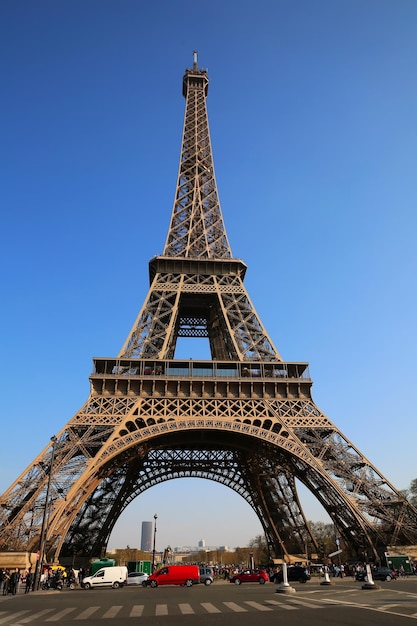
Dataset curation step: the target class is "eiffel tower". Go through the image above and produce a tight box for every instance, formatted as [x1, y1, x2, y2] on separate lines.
[1, 53, 417, 566]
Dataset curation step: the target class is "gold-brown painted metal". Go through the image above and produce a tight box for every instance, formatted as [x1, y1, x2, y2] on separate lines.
[1, 55, 416, 563]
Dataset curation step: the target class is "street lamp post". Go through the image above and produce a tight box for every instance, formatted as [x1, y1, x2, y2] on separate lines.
[151, 513, 158, 573]
[33, 435, 57, 591]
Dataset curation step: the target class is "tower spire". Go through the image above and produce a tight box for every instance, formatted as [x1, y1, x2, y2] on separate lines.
[165, 55, 231, 259]
[193, 50, 198, 70]
[118, 56, 280, 361]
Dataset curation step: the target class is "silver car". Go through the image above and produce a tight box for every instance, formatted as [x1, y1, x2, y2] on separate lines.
[127, 571, 149, 585]
[199, 567, 214, 585]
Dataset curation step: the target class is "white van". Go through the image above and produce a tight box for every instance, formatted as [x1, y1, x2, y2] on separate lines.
[82, 566, 128, 589]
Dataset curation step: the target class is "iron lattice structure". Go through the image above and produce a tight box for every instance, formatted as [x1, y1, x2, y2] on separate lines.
[1, 54, 417, 563]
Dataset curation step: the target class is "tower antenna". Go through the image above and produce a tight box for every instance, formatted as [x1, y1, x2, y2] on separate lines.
[193, 50, 198, 70]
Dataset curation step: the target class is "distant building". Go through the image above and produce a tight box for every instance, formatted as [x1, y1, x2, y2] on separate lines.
[172, 543, 230, 554]
[141, 521, 153, 551]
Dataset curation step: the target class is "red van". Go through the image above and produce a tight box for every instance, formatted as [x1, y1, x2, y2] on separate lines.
[144, 565, 200, 587]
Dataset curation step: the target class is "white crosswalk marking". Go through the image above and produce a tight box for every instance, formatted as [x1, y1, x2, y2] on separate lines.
[285, 598, 321, 609]
[244, 601, 273, 611]
[223, 601, 248, 612]
[0, 593, 361, 624]
[102, 605, 122, 618]
[155, 604, 168, 615]
[46, 607, 77, 621]
[129, 605, 144, 617]
[0, 611, 30, 624]
[10, 608, 54, 623]
[201, 602, 221, 613]
[265, 599, 297, 610]
[74, 606, 100, 620]
[10, 609, 54, 626]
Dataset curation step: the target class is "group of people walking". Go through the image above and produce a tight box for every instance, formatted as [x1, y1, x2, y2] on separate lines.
[1, 564, 82, 596]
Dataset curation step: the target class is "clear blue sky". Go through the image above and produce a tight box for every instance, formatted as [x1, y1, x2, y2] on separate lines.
[1, 0, 417, 552]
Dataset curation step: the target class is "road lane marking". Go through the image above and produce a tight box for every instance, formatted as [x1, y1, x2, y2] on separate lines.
[223, 602, 248, 612]
[130, 605, 144, 616]
[201, 602, 221, 613]
[74, 606, 100, 620]
[155, 604, 168, 615]
[322, 597, 417, 620]
[102, 605, 122, 618]
[286, 598, 321, 609]
[244, 601, 273, 611]
[9, 608, 55, 623]
[0, 612, 30, 624]
[322, 599, 369, 606]
[179, 603, 195, 614]
[46, 608, 77, 621]
[265, 600, 297, 610]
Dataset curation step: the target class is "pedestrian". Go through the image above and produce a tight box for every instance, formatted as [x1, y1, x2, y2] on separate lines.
[10, 568, 20, 595]
[25, 567, 33, 594]
[2, 570, 10, 595]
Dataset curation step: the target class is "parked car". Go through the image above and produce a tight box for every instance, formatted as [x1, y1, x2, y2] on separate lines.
[355, 567, 396, 582]
[271, 566, 311, 584]
[229, 569, 269, 585]
[127, 571, 149, 585]
[199, 566, 214, 586]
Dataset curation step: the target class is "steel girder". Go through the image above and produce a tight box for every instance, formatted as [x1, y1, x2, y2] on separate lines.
[59, 444, 317, 560]
[2, 55, 417, 565]
[119, 271, 280, 361]
[118, 58, 279, 362]
[164, 65, 231, 259]
[1, 378, 417, 561]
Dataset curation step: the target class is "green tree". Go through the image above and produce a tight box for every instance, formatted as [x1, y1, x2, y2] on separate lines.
[247, 534, 269, 565]
[308, 521, 335, 559]
[400, 479, 417, 507]
[407, 479, 417, 506]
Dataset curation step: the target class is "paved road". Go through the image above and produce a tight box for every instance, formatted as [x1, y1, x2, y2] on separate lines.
[2, 577, 417, 625]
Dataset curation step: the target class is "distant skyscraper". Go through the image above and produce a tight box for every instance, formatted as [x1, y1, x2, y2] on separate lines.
[198, 539, 205, 548]
[141, 521, 153, 551]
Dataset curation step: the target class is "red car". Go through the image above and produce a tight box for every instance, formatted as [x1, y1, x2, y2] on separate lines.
[230, 569, 269, 585]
